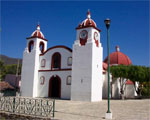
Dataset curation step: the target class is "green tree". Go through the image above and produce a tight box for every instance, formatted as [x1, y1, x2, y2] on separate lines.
[110, 65, 150, 98]
[0, 59, 22, 81]
[128, 65, 150, 96]
[0, 60, 6, 81]
[110, 65, 129, 99]
[5, 64, 22, 75]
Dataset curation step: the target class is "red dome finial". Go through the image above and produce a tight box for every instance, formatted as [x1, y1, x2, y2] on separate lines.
[31, 24, 45, 39]
[87, 9, 91, 19]
[37, 22, 40, 30]
[76, 9, 101, 32]
[116, 45, 120, 52]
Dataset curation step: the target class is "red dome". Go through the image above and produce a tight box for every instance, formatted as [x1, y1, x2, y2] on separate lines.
[81, 18, 97, 28]
[31, 24, 45, 39]
[104, 46, 132, 65]
[81, 10, 97, 28]
[76, 10, 101, 32]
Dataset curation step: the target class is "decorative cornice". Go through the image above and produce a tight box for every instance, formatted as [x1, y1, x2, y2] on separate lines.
[40, 45, 72, 56]
[26, 37, 48, 41]
[76, 25, 101, 32]
[38, 68, 72, 72]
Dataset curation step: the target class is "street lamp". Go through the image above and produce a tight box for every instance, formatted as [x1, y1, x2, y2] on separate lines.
[104, 18, 112, 119]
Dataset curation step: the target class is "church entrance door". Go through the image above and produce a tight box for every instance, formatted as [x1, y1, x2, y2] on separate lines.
[49, 75, 61, 98]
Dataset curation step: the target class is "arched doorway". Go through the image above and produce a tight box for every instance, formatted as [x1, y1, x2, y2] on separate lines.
[49, 75, 61, 98]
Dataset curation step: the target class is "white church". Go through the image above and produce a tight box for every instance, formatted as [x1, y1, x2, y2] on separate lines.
[21, 10, 136, 102]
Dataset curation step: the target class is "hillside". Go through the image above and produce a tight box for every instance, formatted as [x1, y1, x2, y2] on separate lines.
[0, 54, 22, 65]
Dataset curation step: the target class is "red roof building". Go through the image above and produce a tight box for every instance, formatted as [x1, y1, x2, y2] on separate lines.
[0, 81, 14, 91]
[104, 46, 132, 66]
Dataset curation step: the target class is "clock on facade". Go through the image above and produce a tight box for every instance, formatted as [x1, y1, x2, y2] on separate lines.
[79, 30, 88, 46]
[94, 32, 99, 47]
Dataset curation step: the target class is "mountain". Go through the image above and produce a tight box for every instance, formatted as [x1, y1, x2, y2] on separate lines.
[0, 54, 22, 65]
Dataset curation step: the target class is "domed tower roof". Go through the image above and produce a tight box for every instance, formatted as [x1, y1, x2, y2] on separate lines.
[104, 46, 132, 65]
[26, 24, 47, 41]
[31, 24, 45, 39]
[76, 10, 101, 32]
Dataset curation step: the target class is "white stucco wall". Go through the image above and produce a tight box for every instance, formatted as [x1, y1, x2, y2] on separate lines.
[91, 39, 103, 101]
[39, 47, 72, 70]
[124, 84, 135, 98]
[38, 71, 71, 99]
[102, 72, 113, 99]
[37, 47, 72, 99]
[111, 78, 120, 99]
[111, 78, 136, 99]
[102, 72, 107, 99]
[21, 49, 35, 97]
[71, 43, 93, 101]
[21, 38, 47, 97]
[71, 27, 103, 102]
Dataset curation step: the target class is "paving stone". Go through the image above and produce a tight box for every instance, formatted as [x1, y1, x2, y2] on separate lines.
[53, 99, 150, 120]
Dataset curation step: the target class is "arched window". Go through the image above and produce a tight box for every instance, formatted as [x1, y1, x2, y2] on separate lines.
[28, 40, 34, 52]
[67, 57, 72, 66]
[39, 42, 45, 53]
[51, 52, 61, 70]
[66, 76, 71, 85]
[41, 59, 46, 67]
[40, 76, 45, 85]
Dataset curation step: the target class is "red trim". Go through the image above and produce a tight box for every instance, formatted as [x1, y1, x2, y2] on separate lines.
[51, 52, 61, 70]
[38, 68, 72, 72]
[76, 26, 101, 32]
[40, 45, 72, 56]
[39, 41, 45, 53]
[94, 32, 99, 47]
[26, 37, 48, 41]
[28, 40, 34, 52]
[48, 75, 61, 98]
[41, 59, 46, 67]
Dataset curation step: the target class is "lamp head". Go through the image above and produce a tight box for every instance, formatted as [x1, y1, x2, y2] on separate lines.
[104, 18, 111, 29]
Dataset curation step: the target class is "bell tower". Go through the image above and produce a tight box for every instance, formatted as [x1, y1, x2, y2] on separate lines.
[71, 10, 103, 102]
[21, 24, 47, 97]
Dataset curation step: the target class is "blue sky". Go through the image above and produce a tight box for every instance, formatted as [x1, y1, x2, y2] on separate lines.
[1, 1, 149, 66]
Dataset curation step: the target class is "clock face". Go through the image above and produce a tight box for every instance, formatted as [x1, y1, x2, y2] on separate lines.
[80, 30, 88, 39]
[79, 30, 88, 46]
[94, 32, 99, 41]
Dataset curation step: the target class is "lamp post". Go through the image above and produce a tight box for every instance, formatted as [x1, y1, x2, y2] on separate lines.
[104, 18, 112, 119]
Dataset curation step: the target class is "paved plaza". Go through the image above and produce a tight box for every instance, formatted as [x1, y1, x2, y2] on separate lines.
[53, 99, 150, 120]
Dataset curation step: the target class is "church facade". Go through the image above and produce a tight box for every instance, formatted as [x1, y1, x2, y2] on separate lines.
[20, 10, 136, 101]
